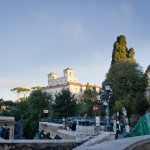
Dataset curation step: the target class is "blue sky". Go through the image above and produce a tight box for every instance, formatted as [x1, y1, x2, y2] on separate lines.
[0, 0, 150, 100]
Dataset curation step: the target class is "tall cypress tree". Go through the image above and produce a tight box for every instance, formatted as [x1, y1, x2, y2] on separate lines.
[111, 35, 127, 64]
[111, 35, 136, 65]
[146, 65, 150, 73]
[127, 48, 136, 63]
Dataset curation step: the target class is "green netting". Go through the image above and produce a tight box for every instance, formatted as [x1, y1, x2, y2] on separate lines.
[124, 113, 150, 138]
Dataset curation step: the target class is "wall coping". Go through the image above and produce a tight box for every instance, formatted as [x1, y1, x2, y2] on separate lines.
[0, 135, 150, 150]
[0, 139, 86, 144]
[78, 135, 150, 150]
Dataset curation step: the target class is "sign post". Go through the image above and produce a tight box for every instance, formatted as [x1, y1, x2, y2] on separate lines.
[93, 105, 99, 125]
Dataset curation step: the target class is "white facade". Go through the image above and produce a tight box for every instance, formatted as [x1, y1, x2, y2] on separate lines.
[43, 68, 101, 99]
[48, 68, 78, 86]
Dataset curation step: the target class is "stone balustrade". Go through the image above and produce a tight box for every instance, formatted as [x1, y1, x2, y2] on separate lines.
[0, 135, 150, 150]
[74, 135, 150, 150]
[0, 139, 84, 150]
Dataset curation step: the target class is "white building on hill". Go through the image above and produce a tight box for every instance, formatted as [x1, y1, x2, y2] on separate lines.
[42, 68, 101, 99]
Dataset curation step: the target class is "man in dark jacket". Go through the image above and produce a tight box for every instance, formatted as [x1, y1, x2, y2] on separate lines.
[4, 128, 10, 140]
[115, 121, 120, 139]
[0, 124, 7, 139]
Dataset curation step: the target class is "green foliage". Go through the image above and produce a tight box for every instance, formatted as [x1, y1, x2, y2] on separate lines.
[11, 87, 30, 92]
[111, 35, 136, 65]
[86, 82, 90, 90]
[112, 35, 127, 64]
[127, 48, 136, 63]
[0, 100, 21, 121]
[79, 85, 99, 117]
[132, 94, 149, 116]
[107, 61, 149, 116]
[115, 100, 124, 112]
[10, 87, 30, 100]
[52, 88, 78, 119]
[22, 90, 53, 139]
[146, 65, 150, 73]
[107, 61, 147, 100]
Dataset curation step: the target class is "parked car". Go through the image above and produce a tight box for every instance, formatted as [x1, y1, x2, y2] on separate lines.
[100, 120, 114, 132]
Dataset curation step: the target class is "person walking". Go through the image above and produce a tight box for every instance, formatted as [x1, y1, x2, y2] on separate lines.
[125, 124, 130, 133]
[115, 121, 120, 139]
[71, 122, 76, 131]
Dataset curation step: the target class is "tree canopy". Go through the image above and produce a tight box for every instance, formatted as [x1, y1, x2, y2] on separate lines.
[106, 61, 149, 116]
[52, 88, 78, 120]
[146, 65, 150, 74]
[78, 84, 100, 117]
[22, 89, 53, 139]
[111, 35, 136, 65]
[10, 87, 30, 100]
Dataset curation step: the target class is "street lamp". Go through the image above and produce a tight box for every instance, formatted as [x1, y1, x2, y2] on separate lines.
[104, 81, 112, 130]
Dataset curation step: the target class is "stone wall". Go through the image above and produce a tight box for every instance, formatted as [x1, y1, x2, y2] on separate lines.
[1, 135, 150, 150]
[0, 139, 84, 150]
[39, 122, 76, 139]
[74, 135, 150, 150]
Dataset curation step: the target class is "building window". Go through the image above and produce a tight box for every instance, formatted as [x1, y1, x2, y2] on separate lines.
[80, 87, 82, 92]
[76, 88, 77, 92]
[64, 72, 66, 77]
[69, 72, 71, 77]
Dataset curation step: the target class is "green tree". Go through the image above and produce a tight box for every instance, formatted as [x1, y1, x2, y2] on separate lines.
[132, 94, 149, 116]
[111, 35, 136, 65]
[145, 65, 150, 86]
[145, 65, 150, 73]
[52, 88, 77, 120]
[79, 84, 99, 117]
[0, 100, 21, 120]
[22, 89, 53, 139]
[127, 48, 136, 63]
[106, 61, 148, 116]
[11, 87, 30, 100]
[111, 35, 127, 64]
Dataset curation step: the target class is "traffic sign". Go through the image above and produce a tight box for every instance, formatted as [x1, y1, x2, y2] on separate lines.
[93, 105, 99, 112]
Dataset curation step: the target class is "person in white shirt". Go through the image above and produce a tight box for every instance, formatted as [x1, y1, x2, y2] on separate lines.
[125, 124, 130, 133]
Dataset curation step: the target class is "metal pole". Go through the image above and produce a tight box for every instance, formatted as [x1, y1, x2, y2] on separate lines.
[95, 111, 96, 126]
[107, 105, 109, 126]
[106, 93, 110, 131]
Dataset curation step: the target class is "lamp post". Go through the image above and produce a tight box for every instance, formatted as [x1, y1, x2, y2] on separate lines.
[104, 81, 112, 129]
[97, 81, 112, 131]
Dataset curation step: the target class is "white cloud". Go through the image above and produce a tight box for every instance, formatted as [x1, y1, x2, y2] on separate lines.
[32, 65, 70, 77]
[59, 22, 88, 42]
[0, 78, 26, 88]
[74, 62, 110, 86]
[109, 1, 133, 34]
[0, 77, 43, 89]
